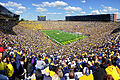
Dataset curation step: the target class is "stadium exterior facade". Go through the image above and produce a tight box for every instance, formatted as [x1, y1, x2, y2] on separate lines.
[0, 5, 20, 21]
[38, 16, 46, 21]
[65, 14, 117, 22]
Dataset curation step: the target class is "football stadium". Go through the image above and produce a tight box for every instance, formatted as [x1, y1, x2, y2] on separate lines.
[0, 0, 120, 80]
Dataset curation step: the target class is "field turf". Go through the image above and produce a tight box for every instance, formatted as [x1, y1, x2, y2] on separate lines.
[41, 30, 87, 45]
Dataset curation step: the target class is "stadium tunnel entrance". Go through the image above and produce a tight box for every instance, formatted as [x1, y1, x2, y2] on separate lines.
[111, 26, 120, 34]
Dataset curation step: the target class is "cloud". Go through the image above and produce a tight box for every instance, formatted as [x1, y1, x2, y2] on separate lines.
[64, 6, 82, 12]
[41, 13, 62, 14]
[99, 9, 107, 14]
[32, 4, 40, 7]
[101, 12, 107, 14]
[65, 14, 71, 16]
[36, 7, 48, 12]
[102, 9, 107, 13]
[0, 1, 22, 7]
[100, 6, 118, 13]
[8, 8, 14, 11]
[81, 0, 86, 3]
[0, 2, 5, 6]
[0, 1, 26, 11]
[42, 1, 68, 7]
[89, 6, 92, 9]
[15, 11, 23, 14]
[65, 11, 74, 14]
[91, 10, 100, 14]
[40, 2, 52, 7]
[114, 12, 120, 19]
[18, 6, 26, 10]
[32, 1, 68, 8]
[99, 6, 118, 14]
[114, 12, 120, 15]
[104, 6, 118, 12]
[81, 12, 86, 14]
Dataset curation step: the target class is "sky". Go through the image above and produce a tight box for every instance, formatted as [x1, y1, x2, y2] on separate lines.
[0, 0, 120, 20]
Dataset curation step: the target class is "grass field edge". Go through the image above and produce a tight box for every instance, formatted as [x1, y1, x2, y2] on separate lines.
[40, 30, 87, 45]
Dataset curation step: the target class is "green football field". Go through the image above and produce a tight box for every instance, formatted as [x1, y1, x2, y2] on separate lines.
[41, 30, 87, 45]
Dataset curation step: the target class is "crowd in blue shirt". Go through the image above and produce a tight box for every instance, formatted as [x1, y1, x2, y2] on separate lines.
[0, 21, 120, 80]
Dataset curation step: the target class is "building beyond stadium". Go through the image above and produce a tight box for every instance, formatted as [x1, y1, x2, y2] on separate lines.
[0, 5, 20, 21]
[65, 14, 117, 22]
[38, 16, 46, 21]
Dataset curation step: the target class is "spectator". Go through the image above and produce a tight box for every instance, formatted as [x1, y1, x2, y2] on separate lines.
[69, 70, 75, 80]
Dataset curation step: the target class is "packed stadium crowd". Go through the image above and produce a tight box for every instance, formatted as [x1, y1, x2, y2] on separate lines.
[0, 21, 120, 80]
[0, 20, 18, 35]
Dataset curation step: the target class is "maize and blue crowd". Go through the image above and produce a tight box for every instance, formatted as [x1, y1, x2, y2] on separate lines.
[0, 21, 120, 80]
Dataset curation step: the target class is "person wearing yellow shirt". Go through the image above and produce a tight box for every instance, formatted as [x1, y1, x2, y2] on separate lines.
[79, 74, 94, 80]
[105, 65, 120, 80]
[0, 52, 4, 74]
[0, 52, 9, 80]
[4, 56, 14, 78]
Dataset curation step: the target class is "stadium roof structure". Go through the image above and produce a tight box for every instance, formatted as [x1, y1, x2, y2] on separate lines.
[0, 4, 20, 21]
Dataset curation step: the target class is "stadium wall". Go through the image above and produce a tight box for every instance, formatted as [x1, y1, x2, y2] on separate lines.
[65, 14, 117, 22]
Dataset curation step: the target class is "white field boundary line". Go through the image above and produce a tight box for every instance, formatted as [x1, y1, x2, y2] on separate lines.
[40, 30, 88, 45]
